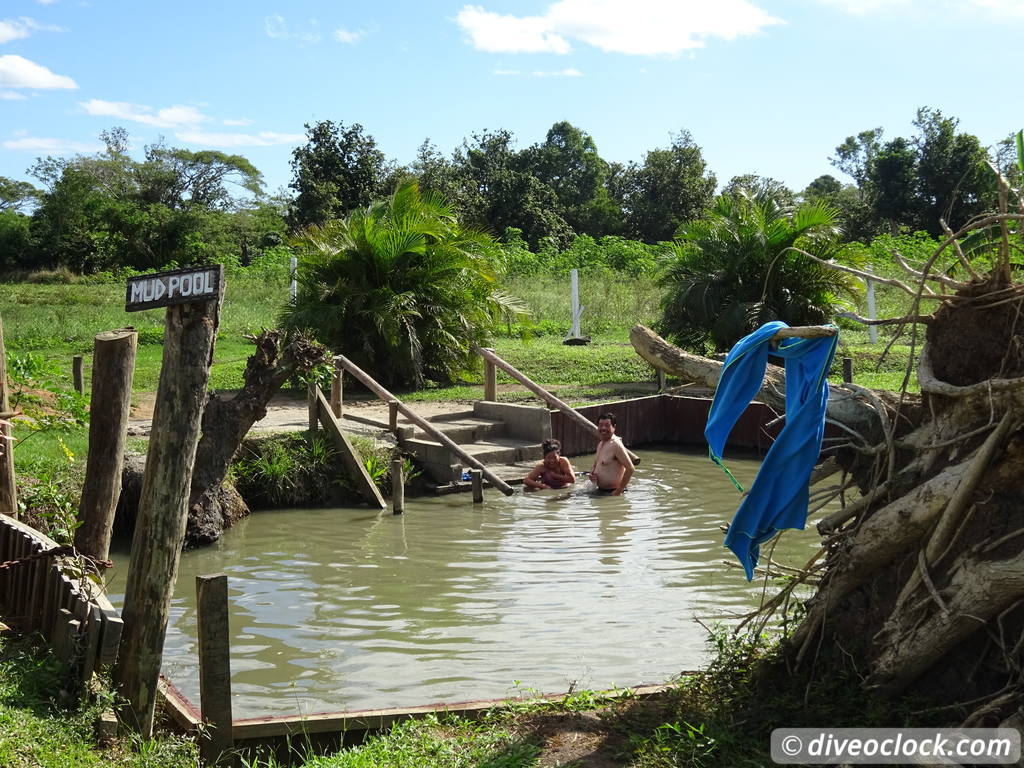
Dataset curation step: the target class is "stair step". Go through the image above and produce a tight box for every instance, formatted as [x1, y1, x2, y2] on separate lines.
[410, 417, 508, 443]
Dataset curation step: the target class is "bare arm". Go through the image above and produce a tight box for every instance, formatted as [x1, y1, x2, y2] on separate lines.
[611, 441, 634, 495]
[555, 456, 576, 485]
[523, 463, 547, 489]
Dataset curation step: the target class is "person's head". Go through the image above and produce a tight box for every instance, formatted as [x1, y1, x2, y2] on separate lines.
[542, 439, 562, 468]
[596, 412, 616, 439]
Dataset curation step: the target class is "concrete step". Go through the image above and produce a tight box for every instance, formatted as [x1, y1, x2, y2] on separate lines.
[409, 416, 508, 443]
[403, 436, 542, 467]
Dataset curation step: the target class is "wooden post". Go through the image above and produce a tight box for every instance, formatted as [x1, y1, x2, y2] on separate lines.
[391, 459, 404, 515]
[0, 314, 16, 518]
[483, 348, 497, 402]
[197, 574, 233, 766]
[656, 368, 666, 392]
[72, 355, 85, 395]
[114, 284, 221, 738]
[307, 382, 318, 439]
[75, 329, 137, 562]
[388, 400, 399, 431]
[330, 364, 343, 418]
[843, 357, 853, 384]
[471, 469, 483, 504]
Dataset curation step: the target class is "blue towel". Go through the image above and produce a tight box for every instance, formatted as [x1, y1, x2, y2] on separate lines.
[705, 321, 838, 580]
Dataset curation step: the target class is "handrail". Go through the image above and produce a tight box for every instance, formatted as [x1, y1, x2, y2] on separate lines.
[333, 354, 515, 496]
[475, 347, 640, 465]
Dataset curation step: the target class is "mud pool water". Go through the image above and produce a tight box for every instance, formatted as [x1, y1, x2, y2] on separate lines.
[110, 446, 822, 718]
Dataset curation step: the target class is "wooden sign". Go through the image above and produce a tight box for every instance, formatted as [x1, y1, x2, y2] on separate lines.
[125, 265, 222, 312]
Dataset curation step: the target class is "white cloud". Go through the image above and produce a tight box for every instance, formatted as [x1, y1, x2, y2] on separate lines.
[333, 26, 364, 44]
[0, 55, 77, 89]
[493, 69, 521, 75]
[0, 17, 64, 44]
[457, 6, 571, 53]
[222, 117, 254, 126]
[36, 0, 59, 5]
[175, 130, 304, 148]
[457, 0, 783, 57]
[1, 89, 27, 99]
[3, 136, 100, 152]
[265, 15, 321, 43]
[814, 0, 909, 13]
[533, 67, 583, 76]
[80, 99, 208, 128]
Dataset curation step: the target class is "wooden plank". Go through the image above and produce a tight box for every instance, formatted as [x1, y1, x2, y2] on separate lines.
[81, 604, 103, 689]
[196, 574, 233, 765]
[158, 675, 202, 731]
[335, 355, 515, 496]
[232, 684, 672, 741]
[98, 614, 123, 669]
[52, 607, 73, 659]
[26, 545, 47, 633]
[315, 390, 386, 509]
[40, 564, 58, 641]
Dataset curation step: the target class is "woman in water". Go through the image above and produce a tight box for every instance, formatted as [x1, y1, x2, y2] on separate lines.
[522, 439, 576, 490]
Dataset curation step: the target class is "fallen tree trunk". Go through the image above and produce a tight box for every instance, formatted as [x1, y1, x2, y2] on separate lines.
[629, 324, 889, 445]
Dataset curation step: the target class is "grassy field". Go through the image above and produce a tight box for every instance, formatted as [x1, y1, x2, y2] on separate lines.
[1, 268, 920, 476]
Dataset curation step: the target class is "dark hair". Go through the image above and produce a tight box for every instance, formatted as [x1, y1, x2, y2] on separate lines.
[596, 412, 616, 426]
[542, 439, 561, 454]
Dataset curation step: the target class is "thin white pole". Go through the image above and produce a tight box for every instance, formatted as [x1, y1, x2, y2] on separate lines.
[866, 265, 877, 344]
[570, 268, 582, 337]
[290, 256, 297, 301]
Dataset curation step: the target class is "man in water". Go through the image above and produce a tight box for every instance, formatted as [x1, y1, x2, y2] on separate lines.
[588, 412, 634, 495]
[523, 439, 576, 490]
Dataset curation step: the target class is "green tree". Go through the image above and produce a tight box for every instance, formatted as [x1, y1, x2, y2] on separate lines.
[287, 120, 387, 231]
[910, 107, 994, 233]
[618, 130, 717, 243]
[450, 129, 573, 249]
[723, 174, 794, 206]
[801, 174, 877, 243]
[658, 188, 860, 353]
[26, 128, 270, 272]
[281, 179, 526, 388]
[521, 121, 624, 237]
[0, 177, 41, 213]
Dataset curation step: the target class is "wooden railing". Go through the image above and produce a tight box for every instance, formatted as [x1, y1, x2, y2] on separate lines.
[0, 514, 122, 691]
[333, 354, 515, 496]
[475, 346, 640, 465]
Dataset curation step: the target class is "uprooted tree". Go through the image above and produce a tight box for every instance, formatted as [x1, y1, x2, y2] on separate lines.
[631, 168, 1024, 726]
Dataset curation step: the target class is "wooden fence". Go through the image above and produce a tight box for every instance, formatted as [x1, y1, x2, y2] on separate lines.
[0, 514, 122, 691]
[550, 394, 788, 457]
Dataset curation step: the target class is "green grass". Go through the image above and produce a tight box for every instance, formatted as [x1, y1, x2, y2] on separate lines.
[0, 635, 198, 768]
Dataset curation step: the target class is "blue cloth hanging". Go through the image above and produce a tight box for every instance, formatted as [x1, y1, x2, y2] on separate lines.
[704, 321, 838, 580]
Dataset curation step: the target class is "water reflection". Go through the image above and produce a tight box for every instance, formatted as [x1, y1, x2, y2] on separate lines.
[109, 446, 821, 718]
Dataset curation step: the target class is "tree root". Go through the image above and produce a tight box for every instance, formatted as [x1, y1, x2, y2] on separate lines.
[868, 551, 1024, 695]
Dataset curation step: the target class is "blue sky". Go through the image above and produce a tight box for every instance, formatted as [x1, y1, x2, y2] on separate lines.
[1, 0, 1022, 200]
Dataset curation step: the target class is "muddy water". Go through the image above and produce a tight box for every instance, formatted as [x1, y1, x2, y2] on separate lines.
[110, 447, 822, 718]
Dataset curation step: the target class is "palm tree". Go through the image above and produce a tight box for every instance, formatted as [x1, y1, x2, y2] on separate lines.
[281, 179, 526, 388]
[657, 187, 861, 354]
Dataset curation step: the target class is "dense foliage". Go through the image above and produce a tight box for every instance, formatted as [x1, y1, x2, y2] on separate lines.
[280, 180, 526, 388]
[658, 186, 861, 353]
